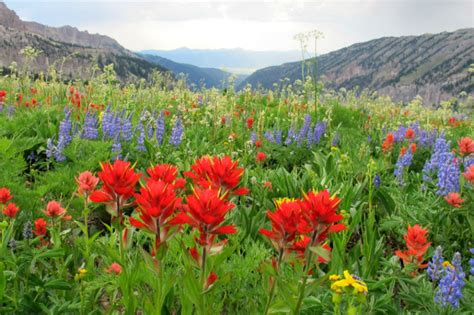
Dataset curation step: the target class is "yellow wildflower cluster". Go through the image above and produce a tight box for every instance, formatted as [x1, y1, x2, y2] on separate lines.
[274, 197, 297, 207]
[74, 268, 88, 281]
[330, 270, 368, 294]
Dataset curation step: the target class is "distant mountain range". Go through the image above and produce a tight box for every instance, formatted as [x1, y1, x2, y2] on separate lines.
[140, 54, 247, 88]
[240, 29, 474, 104]
[140, 48, 301, 74]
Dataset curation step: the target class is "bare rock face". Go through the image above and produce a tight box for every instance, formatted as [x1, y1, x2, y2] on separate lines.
[0, 1, 166, 81]
[240, 29, 474, 104]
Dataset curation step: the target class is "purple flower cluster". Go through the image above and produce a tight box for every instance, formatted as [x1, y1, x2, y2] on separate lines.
[388, 123, 436, 147]
[121, 114, 133, 142]
[136, 121, 146, 152]
[428, 246, 444, 282]
[48, 108, 73, 162]
[155, 111, 166, 145]
[81, 111, 99, 140]
[469, 248, 474, 275]
[394, 149, 413, 186]
[435, 252, 465, 308]
[169, 117, 183, 146]
[373, 174, 381, 189]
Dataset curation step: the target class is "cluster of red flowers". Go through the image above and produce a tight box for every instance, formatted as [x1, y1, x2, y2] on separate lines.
[87, 156, 247, 287]
[260, 190, 345, 265]
[0, 187, 20, 219]
[0, 90, 6, 103]
[381, 133, 395, 153]
[395, 224, 431, 274]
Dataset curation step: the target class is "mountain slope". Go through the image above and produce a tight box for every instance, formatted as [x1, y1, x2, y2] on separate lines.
[141, 48, 301, 73]
[0, 2, 166, 81]
[240, 29, 474, 104]
[141, 54, 247, 88]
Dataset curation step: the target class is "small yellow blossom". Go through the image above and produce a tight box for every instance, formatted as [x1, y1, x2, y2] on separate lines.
[329, 274, 341, 281]
[330, 270, 368, 294]
[442, 261, 453, 269]
[274, 197, 297, 207]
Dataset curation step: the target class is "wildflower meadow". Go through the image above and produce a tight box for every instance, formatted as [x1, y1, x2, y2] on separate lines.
[0, 68, 473, 314]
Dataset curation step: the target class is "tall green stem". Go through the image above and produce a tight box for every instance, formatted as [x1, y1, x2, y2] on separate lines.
[294, 230, 318, 314]
[263, 247, 284, 315]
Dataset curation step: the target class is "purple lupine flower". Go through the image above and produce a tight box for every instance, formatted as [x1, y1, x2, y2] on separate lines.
[7, 105, 14, 117]
[423, 132, 450, 183]
[312, 121, 326, 145]
[81, 111, 99, 140]
[112, 113, 122, 140]
[394, 149, 413, 186]
[155, 111, 165, 145]
[393, 125, 407, 143]
[250, 131, 258, 144]
[169, 117, 183, 146]
[121, 114, 133, 142]
[136, 121, 146, 152]
[274, 129, 283, 145]
[59, 108, 73, 146]
[367, 135, 372, 143]
[331, 132, 340, 147]
[146, 121, 154, 139]
[284, 127, 296, 145]
[46, 138, 55, 159]
[101, 106, 113, 139]
[373, 174, 381, 189]
[264, 130, 275, 143]
[436, 153, 460, 196]
[435, 252, 465, 308]
[464, 158, 474, 168]
[111, 134, 122, 160]
[296, 114, 312, 147]
[428, 246, 444, 282]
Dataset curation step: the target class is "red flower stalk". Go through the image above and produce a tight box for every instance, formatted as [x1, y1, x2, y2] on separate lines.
[382, 133, 395, 152]
[43, 201, 66, 218]
[205, 272, 218, 289]
[34, 218, 48, 236]
[146, 164, 186, 189]
[106, 262, 122, 275]
[130, 179, 182, 251]
[246, 117, 254, 129]
[395, 224, 431, 273]
[299, 190, 345, 236]
[183, 156, 249, 198]
[444, 192, 465, 208]
[90, 160, 141, 218]
[292, 237, 331, 264]
[405, 128, 415, 140]
[3, 203, 19, 218]
[76, 171, 99, 198]
[255, 140, 262, 148]
[171, 188, 236, 249]
[259, 200, 310, 254]
[463, 165, 474, 184]
[0, 187, 13, 204]
[458, 137, 474, 156]
[256, 151, 267, 162]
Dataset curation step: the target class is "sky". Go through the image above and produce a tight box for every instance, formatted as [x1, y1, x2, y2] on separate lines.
[3, 0, 473, 53]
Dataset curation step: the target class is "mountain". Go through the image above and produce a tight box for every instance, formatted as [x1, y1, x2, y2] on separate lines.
[0, 2, 166, 81]
[141, 54, 247, 89]
[140, 48, 301, 74]
[240, 29, 474, 104]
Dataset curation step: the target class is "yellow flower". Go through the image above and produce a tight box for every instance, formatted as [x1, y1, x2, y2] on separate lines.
[98, 111, 104, 122]
[330, 270, 368, 294]
[442, 261, 453, 269]
[329, 275, 341, 281]
[75, 268, 88, 281]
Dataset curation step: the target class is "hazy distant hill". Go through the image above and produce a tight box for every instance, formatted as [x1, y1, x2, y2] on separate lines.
[240, 29, 474, 104]
[140, 48, 301, 73]
[0, 2, 166, 81]
[141, 54, 247, 88]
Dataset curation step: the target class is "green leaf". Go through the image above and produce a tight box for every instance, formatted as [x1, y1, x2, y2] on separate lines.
[309, 245, 332, 262]
[44, 279, 71, 290]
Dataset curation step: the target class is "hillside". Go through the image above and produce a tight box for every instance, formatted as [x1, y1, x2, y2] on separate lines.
[240, 29, 474, 104]
[141, 54, 247, 89]
[0, 2, 166, 81]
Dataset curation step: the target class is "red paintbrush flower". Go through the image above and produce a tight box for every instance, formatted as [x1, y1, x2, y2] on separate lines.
[205, 272, 218, 289]
[256, 151, 267, 162]
[259, 200, 310, 253]
[246, 117, 254, 129]
[458, 137, 474, 156]
[184, 156, 249, 198]
[34, 218, 48, 236]
[444, 192, 465, 208]
[395, 224, 431, 274]
[171, 188, 236, 248]
[382, 133, 395, 153]
[292, 236, 331, 264]
[255, 140, 262, 148]
[463, 165, 474, 184]
[76, 171, 99, 198]
[43, 201, 66, 218]
[0, 187, 13, 204]
[106, 262, 122, 275]
[130, 179, 182, 251]
[89, 160, 141, 218]
[299, 190, 345, 234]
[146, 164, 186, 189]
[405, 128, 415, 140]
[3, 203, 19, 218]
